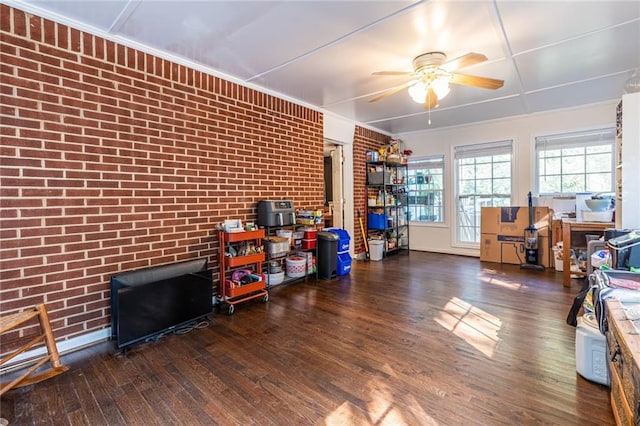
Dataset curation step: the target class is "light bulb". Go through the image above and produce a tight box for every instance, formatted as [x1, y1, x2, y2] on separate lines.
[432, 78, 450, 100]
[408, 81, 427, 103]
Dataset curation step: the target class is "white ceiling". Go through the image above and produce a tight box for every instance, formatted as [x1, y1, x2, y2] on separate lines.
[8, 0, 640, 135]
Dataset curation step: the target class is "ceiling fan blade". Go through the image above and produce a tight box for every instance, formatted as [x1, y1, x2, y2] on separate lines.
[450, 73, 504, 90]
[441, 52, 487, 72]
[368, 80, 416, 103]
[372, 71, 415, 76]
[424, 87, 438, 109]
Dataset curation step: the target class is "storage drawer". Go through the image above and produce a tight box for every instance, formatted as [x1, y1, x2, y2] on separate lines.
[610, 372, 633, 426]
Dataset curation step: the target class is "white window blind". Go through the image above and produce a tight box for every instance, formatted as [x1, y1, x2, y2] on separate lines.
[535, 128, 615, 150]
[408, 156, 444, 170]
[454, 140, 512, 159]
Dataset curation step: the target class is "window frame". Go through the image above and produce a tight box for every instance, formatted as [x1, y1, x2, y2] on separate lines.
[534, 127, 616, 196]
[454, 140, 514, 246]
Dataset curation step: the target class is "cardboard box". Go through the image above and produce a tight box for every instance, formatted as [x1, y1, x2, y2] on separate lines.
[480, 233, 551, 268]
[480, 206, 551, 237]
[480, 206, 552, 267]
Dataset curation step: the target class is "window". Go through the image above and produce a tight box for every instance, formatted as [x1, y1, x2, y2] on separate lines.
[455, 141, 513, 244]
[407, 156, 444, 223]
[536, 128, 615, 195]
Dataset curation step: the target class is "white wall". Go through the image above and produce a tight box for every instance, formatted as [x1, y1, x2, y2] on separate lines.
[397, 101, 617, 257]
[323, 113, 356, 256]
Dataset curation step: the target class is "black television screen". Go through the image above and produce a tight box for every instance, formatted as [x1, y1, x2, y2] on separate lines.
[111, 262, 212, 349]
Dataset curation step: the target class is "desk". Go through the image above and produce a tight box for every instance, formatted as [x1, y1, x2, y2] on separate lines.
[561, 219, 613, 287]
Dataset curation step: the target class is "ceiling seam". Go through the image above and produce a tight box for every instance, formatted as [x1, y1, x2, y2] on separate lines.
[523, 70, 632, 94]
[491, 0, 528, 113]
[246, 0, 427, 82]
[365, 93, 521, 125]
[511, 18, 640, 57]
[107, 0, 142, 34]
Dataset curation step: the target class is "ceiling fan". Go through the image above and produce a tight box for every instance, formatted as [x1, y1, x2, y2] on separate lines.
[369, 51, 504, 109]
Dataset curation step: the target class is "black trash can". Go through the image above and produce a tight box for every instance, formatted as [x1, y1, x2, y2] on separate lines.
[317, 231, 338, 280]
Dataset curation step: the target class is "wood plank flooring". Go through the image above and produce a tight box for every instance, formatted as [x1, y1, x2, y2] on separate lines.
[1, 252, 613, 425]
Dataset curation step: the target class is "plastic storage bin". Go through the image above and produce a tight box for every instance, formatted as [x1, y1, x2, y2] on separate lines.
[337, 253, 351, 276]
[367, 171, 390, 185]
[368, 213, 388, 230]
[285, 256, 306, 278]
[575, 313, 609, 385]
[369, 240, 384, 261]
[327, 228, 350, 253]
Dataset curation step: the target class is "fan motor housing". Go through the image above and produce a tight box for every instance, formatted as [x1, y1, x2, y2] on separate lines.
[412, 52, 447, 73]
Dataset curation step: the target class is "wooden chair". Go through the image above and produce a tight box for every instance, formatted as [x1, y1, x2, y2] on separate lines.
[0, 303, 68, 396]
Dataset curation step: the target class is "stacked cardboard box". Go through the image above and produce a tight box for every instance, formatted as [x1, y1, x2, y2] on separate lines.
[480, 206, 552, 268]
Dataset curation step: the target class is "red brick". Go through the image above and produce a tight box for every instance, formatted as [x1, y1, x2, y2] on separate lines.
[0, 5, 374, 344]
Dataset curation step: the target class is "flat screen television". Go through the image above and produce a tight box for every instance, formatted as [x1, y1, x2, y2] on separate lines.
[110, 258, 213, 349]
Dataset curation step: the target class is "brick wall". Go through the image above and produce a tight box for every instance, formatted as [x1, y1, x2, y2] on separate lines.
[0, 5, 334, 345]
[352, 127, 390, 255]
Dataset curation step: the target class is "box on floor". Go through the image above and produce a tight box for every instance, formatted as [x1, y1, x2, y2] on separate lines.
[480, 206, 553, 268]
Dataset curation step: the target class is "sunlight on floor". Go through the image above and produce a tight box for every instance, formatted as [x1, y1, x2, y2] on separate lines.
[434, 297, 502, 358]
[324, 373, 440, 425]
[480, 274, 528, 291]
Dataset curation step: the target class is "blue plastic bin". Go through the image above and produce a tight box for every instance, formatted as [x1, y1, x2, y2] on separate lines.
[337, 253, 352, 276]
[368, 213, 387, 230]
[327, 228, 350, 254]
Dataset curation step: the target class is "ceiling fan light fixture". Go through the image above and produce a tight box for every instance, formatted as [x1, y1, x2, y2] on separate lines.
[407, 77, 450, 104]
[370, 51, 502, 107]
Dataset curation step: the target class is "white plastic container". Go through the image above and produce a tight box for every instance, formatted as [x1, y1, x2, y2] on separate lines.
[582, 210, 614, 222]
[575, 192, 592, 222]
[276, 229, 293, 245]
[575, 314, 609, 385]
[553, 243, 563, 271]
[369, 240, 384, 261]
[554, 257, 564, 271]
[265, 271, 285, 286]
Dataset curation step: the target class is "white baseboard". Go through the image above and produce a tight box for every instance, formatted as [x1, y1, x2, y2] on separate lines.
[1, 327, 111, 373]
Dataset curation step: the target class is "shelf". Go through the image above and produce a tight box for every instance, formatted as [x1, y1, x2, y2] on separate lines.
[615, 93, 640, 229]
[217, 229, 267, 314]
[366, 160, 406, 166]
[225, 280, 266, 298]
[224, 229, 265, 242]
[263, 225, 317, 285]
[227, 253, 265, 267]
[365, 160, 409, 259]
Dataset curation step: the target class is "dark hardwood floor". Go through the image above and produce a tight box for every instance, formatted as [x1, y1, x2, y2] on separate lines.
[1, 252, 613, 425]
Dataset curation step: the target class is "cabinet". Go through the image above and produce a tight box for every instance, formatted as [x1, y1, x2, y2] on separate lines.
[217, 229, 268, 315]
[606, 300, 640, 425]
[366, 161, 409, 257]
[263, 225, 317, 287]
[615, 92, 640, 230]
